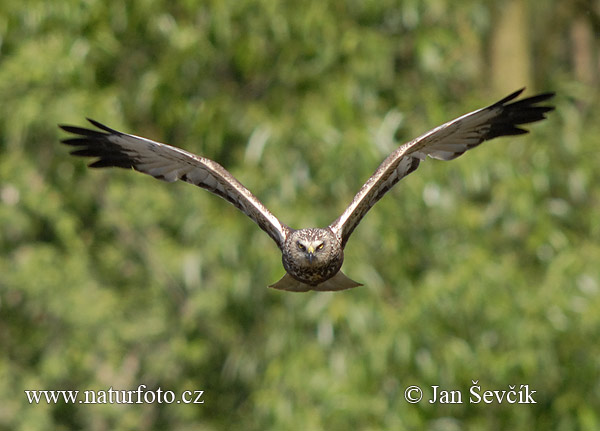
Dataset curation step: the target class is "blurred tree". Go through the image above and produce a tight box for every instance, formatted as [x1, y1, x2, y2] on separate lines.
[0, 0, 598, 430]
[490, 0, 532, 93]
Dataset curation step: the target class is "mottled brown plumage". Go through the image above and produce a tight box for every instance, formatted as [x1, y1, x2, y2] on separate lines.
[60, 88, 554, 292]
[273, 228, 359, 292]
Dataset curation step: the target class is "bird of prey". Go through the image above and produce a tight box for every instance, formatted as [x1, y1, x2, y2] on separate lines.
[60, 88, 554, 292]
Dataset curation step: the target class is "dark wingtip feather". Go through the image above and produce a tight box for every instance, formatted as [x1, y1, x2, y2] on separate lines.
[70, 149, 103, 157]
[524, 92, 555, 104]
[485, 89, 555, 140]
[493, 87, 526, 106]
[58, 119, 123, 137]
[61, 137, 96, 146]
[88, 158, 134, 169]
[58, 124, 108, 138]
[59, 119, 133, 169]
[86, 118, 122, 135]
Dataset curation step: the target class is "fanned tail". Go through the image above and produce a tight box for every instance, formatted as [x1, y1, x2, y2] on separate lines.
[269, 272, 362, 292]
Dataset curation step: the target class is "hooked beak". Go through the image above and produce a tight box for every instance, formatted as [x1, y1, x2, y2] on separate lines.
[307, 246, 315, 264]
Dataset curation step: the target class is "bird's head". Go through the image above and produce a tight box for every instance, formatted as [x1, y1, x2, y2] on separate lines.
[284, 228, 340, 269]
[295, 237, 323, 265]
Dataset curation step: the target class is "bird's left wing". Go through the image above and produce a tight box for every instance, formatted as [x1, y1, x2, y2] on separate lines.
[330, 88, 555, 246]
[60, 119, 290, 248]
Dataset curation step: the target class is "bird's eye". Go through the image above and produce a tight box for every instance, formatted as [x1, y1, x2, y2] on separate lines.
[316, 243, 324, 251]
[296, 241, 306, 251]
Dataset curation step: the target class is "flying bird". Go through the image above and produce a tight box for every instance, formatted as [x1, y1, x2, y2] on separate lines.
[60, 88, 554, 292]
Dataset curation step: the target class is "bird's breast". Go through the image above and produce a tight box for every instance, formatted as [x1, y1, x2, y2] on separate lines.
[282, 252, 343, 286]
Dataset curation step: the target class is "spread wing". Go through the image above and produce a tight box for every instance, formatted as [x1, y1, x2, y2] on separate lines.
[59, 119, 290, 248]
[330, 88, 555, 246]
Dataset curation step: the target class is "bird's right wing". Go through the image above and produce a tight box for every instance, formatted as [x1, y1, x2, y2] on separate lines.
[60, 119, 290, 248]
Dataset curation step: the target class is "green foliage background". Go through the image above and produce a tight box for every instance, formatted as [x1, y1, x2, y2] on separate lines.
[1, 0, 599, 429]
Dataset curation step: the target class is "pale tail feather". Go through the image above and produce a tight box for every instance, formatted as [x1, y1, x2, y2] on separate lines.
[269, 272, 362, 292]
